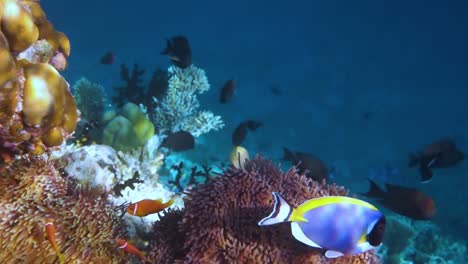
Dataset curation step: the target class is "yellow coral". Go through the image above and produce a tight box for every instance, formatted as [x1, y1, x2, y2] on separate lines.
[0, 0, 79, 158]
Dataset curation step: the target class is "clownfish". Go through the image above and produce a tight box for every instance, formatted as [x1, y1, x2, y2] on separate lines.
[127, 198, 174, 217]
[116, 238, 146, 261]
[45, 218, 65, 263]
[258, 192, 385, 258]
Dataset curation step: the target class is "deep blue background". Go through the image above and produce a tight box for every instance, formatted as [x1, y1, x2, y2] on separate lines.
[44, 0, 468, 240]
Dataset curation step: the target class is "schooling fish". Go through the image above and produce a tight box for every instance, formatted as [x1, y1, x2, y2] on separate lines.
[232, 120, 263, 146]
[100, 52, 116, 65]
[45, 218, 65, 263]
[160, 131, 195, 151]
[361, 179, 436, 220]
[161, 36, 192, 69]
[116, 238, 146, 262]
[258, 192, 385, 258]
[127, 198, 174, 217]
[230, 145, 249, 169]
[409, 138, 464, 182]
[220, 79, 236, 103]
[283, 148, 329, 182]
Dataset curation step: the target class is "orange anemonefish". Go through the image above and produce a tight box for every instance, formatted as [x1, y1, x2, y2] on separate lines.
[116, 238, 146, 261]
[127, 198, 174, 217]
[258, 192, 385, 258]
[45, 218, 65, 263]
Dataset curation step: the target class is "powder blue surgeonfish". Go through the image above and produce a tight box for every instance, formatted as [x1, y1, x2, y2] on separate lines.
[258, 192, 386, 258]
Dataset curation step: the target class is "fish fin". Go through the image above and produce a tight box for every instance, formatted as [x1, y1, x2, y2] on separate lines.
[258, 192, 292, 226]
[355, 241, 376, 255]
[160, 38, 172, 55]
[408, 153, 419, 167]
[325, 250, 344, 258]
[291, 222, 322, 248]
[361, 179, 385, 198]
[419, 165, 433, 183]
[282, 147, 295, 162]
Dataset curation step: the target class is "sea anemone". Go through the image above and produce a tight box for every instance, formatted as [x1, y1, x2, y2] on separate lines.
[0, 157, 129, 263]
[147, 155, 380, 263]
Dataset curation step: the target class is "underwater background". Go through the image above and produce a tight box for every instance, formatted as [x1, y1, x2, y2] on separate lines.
[1, 0, 467, 263]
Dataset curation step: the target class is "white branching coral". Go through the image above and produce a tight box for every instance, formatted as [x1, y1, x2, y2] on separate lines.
[153, 65, 224, 137]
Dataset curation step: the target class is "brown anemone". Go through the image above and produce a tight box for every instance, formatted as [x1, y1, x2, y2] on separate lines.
[148, 155, 381, 264]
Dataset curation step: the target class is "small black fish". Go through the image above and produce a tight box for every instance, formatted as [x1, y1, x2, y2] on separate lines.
[161, 36, 191, 69]
[269, 85, 283, 96]
[100, 52, 116, 65]
[283, 147, 328, 182]
[220, 80, 236, 103]
[161, 131, 195, 151]
[408, 138, 464, 182]
[232, 120, 262, 146]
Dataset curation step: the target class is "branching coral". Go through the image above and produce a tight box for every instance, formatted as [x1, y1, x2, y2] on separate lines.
[147, 155, 380, 263]
[0, 157, 128, 263]
[152, 65, 224, 137]
[0, 0, 79, 159]
[73, 77, 106, 123]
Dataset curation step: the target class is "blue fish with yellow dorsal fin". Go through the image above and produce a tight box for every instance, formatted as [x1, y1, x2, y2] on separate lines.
[258, 192, 385, 258]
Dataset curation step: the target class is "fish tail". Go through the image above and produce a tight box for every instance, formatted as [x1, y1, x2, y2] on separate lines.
[408, 153, 419, 167]
[419, 165, 433, 183]
[165, 198, 175, 207]
[282, 147, 295, 162]
[258, 192, 292, 226]
[362, 179, 386, 198]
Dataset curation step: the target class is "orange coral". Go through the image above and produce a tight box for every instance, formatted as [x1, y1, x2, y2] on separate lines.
[0, 0, 79, 160]
[148, 156, 381, 263]
[0, 157, 129, 263]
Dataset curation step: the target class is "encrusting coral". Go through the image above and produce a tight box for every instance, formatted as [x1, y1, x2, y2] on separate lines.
[0, 157, 129, 263]
[102, 102, 155, 151]
[147, 155, 381, 264]
[0, 0, 79, 160]
[153, 65, 224, 137]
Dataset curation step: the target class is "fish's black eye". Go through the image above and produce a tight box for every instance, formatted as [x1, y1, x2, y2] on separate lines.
[368, 216, 386, 246]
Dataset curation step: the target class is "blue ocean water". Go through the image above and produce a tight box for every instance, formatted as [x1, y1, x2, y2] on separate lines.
[44, 0, 467, 255]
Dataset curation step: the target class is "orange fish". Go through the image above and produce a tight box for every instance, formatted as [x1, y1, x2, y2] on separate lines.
[116, 238, 146, 261]
[45, 218, 65, 263]
[127, 198, 174, 217]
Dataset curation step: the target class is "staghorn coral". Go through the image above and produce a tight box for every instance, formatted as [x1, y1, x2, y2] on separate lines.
[0, 0, 79, 160]
[153, 65, 224, 137]
[148, 155, 380, 263]
[0, 157, 129, 263]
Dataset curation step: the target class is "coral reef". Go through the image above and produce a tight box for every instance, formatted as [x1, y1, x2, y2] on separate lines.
[112, 64, 168, 112]
[0, 157, 128, 263]
[379, 215, 468, 264]
[153, 65, 224, 137]
[52, 136, 183, 235]
[102, 102, 155, 151]
[73, 77, 106, 123]
[0, 0, 79, 159]
[147, 155, 380, 263]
